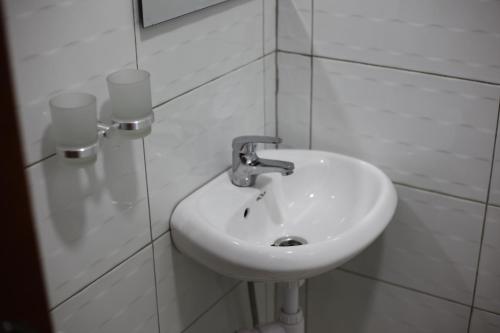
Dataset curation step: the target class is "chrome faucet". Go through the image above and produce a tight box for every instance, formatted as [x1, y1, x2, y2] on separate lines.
[231, 136, 295, 187]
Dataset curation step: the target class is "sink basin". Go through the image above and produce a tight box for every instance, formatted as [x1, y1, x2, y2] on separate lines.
[171, 150, 397, 281]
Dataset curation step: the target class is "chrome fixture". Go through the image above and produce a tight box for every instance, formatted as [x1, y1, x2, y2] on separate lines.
[49, 69, 154, 164]
[231, 136, 295, 187]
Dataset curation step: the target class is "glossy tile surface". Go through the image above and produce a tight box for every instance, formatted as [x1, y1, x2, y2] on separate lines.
[153, 233, 237, 333]
[278, 0, 311, 54]
[52, 246, 158, 333]
[264, 0, 276, 54]
[344, 185, 483, 304]
[145, 60, 265, 238]
[4, 0, 136, 164]
[314, 0, 500, 83]
[183, 283, 252, 333]
[475, 206, 500, 313]
[28, 137, 150, 306]
[264, 53, 277, 138]
[136, 0, 263, 107]
[312, 58, 500, 201]
[470, 309, 500, 333]
[488, 122, 500, 205]
[277, 52, 311, 149]
[308, 270, 470, 333]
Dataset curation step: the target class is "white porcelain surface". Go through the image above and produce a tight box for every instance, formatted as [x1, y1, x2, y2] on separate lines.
[278, 0, 311, 54]
[172, 149, 397, 281]
[475, 206, 500, 313]
[308, 270, 470, 333]
[344, 185, 484, 304]
[264, 0, 276, 54]
[314, 0, 500, 83]
[52, 246, 158, 333]
[28, 137, 150, 306]
[145, 60, 265, 238]
[277, 53, 311, 149]
[153, 233, 237, 333]
[312, 57, 500, 201]
[4, 0, 136, 164]
[183, 283, 252, 333]
[469, 309, 500, 333]
[135, 0, 263, 107]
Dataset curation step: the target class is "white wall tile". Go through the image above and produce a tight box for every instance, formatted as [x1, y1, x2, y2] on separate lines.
[312, 58, 500, 201]
[264, 53, 276, 138]
[278, 0, 311, 54]
[475, 206, 500, 313]
[264, 0, 276, 54]
[277, 52, 311, 149]
[308, 270, 470, 333]
[314, 0, 500, 83]
[153, 233, 238, 333]
[183, 283, 252, 333]
[52, 246, 158, 333]
[470, 309, 500, 333]
[488, 120, 500, 205]
[4, 0, 137, 165]
[344, 185, 484, 304]
[145, 60, 265, 238]
[135, 0, 263, 107]
[28, 137, 150, 307]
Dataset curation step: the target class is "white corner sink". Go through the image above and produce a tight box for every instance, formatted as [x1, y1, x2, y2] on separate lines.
[171, 150, 397, 281]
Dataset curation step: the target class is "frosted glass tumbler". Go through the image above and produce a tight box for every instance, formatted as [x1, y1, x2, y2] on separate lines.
[49, 92, 98, 149]
[106, 69, 152, 122]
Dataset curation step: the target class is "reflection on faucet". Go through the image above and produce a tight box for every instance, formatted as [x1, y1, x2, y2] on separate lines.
[231, 136, 295, 187]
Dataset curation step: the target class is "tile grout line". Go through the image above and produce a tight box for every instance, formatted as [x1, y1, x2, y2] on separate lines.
[338, 268, 473, 309]
[141, 139, 162, 333]
[467, 99, 500, 333]
[49, 242, 152, 312]
[308, 0, 314, 151]
[277, 49, 500, 87]
[132, 1, 161, 330]
[274, 0, 279, 140]
[179, 282, 242, 333]
[24, 54, 267, 169]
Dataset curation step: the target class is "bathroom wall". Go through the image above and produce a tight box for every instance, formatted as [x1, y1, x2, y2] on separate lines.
[3, 0, 276, 331]
[277, 0, 500, 332]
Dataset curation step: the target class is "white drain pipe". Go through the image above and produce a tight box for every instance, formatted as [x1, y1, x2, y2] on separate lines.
[238, 281, 304, 333]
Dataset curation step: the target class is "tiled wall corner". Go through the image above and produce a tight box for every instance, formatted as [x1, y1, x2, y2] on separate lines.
[277, 52, 311, 149]
[314, 0, 500, 83]
[4, 0, 137, 165]
[312, 57, 500, 201]
[264, 53, 277, 138]
[278, 0, 312, 54]
[153, 233, 238, 333]
[28, 136, 150, 307]
[8, 0, 274, 331]
[144, 60, 265, 238]
[51, 246, 158, 333]
[182, 283, 253, 333]
[475, 206, 500, 313]
[264, 0, 276, 54]
[308, 270, 470, 333]
[470, 309, 500, 333]
[135, 0, 263, 107]
[344, 185, 484, 304]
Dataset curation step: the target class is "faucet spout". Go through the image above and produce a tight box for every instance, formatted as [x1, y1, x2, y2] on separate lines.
[256, 158, 295, 176]
[231, 136, 295, 187]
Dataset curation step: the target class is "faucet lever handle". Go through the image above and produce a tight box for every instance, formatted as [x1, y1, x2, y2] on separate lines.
[232, 135, 282, 152]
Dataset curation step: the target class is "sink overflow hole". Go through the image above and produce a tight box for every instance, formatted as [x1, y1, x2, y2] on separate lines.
[243, 208, 250, 218]
[272, 236, 307, 247]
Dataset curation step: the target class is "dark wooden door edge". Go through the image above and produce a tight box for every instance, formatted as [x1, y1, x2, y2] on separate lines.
[0, 4, 53, 333]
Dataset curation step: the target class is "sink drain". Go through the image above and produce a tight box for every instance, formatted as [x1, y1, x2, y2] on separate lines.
[272, 236, 307, 247]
